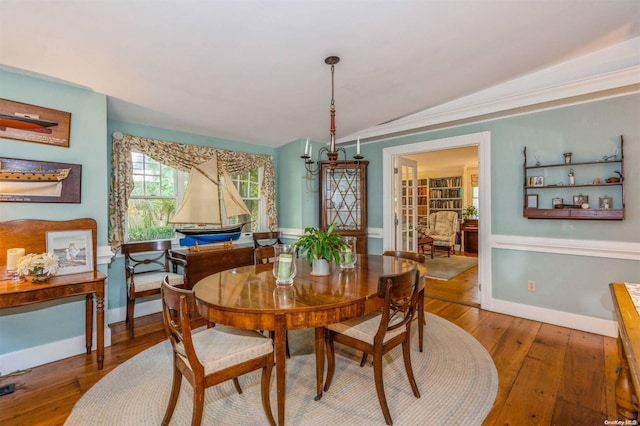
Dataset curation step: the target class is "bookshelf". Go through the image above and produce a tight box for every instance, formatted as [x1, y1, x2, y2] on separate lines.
[429, 176, 463, 218]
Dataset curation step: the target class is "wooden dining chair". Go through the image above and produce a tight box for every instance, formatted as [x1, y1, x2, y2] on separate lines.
[324, 268, 421, 425]
[161, 279, 275, 426]
[255, 245, 276, 264]
[121, 240, 184, 339]
[252, 231, 283, 248]
[382, 250, 426, 352]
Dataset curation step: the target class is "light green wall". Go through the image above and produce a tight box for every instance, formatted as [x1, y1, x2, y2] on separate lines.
[0, 69, 108, 352]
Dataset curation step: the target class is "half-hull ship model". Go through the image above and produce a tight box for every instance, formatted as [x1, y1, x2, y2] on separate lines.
[0, 113, 58, 134]
[0, 160, 71, 197]
[169, 157, 251, 247]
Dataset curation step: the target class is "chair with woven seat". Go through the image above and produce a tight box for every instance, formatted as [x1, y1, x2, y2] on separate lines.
[419, 211, 459, 257]
[252, 231, 283, 264]
[121, 240, 184, 339]
[161, 279, 275, 426]
[324, 267, 421, 425]
[382, 250, 426, 353]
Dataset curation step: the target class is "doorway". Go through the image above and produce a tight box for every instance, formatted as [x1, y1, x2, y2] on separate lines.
[382, 132, 492, 309]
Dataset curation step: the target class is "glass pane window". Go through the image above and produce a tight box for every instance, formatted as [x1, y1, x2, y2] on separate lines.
[127, 152, 180, 242]
[230, 168, 263, 232]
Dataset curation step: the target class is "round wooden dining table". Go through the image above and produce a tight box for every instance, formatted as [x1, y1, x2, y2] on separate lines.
[193, 254, 423, 426]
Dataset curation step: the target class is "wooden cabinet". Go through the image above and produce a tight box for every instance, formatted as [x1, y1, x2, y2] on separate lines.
[319, 161, 368, 254]
[429, 176, 463, 218]
[170, 244, 254, 288]
[523, 135, 625, 220]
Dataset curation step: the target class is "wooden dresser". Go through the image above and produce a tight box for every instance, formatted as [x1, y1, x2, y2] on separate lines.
[170, 244, 255, 289]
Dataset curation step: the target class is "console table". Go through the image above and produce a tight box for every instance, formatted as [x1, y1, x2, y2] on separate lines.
[0, 269, 106, 369]
[610, 282, 640, 421]
[170, 244, 254, 289]
[0, 218, 105, 370]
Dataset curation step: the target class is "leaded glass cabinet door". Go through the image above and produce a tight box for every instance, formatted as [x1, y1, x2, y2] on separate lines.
[319, 161, 368, 254]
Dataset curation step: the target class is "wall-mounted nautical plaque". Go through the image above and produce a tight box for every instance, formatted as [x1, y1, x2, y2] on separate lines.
[0, 99, 71, 147]
[0, 157, 81, 203]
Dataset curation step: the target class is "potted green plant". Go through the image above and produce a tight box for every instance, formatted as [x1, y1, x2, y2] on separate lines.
[294, 223, 348, 275]
[462, 205, 478, 226]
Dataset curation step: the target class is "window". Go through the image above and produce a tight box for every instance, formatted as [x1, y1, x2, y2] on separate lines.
[127, 152, 264, 241]
[127, 152, 185, 242]
[229, 168, 264, 232]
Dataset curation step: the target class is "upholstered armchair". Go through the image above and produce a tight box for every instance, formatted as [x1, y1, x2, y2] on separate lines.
[419, 211, 459, 256]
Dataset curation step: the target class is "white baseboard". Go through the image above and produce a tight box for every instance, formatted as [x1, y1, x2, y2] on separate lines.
[0, 328, 112, 374]
[488, 298, 618, 338]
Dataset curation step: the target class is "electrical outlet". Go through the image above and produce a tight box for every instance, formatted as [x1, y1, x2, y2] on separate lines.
[528, 280, 536, 292]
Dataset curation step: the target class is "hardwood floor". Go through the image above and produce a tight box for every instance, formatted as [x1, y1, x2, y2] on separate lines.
[0, 283, 621, 425]
[425, 255, 480, 306]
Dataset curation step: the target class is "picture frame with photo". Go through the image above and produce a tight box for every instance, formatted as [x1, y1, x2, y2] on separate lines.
[528, 176, 544, 187]
[46, 229, 94, 275]
[598, 196, 613, 209]
[527, 194, 538, 208]
[573, 194, 589, 206]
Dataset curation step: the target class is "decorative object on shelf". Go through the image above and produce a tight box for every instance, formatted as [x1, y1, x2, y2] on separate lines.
[599, 196, 613, 209]
[462, 205, 478, 220]
[339, 236, 356, 270]
[294, 223, 348, 275]
[563, 152, 572, 164]
[272, 244, 296, 284]
[535, 156, 541, 166]
[5, 247, 25, 281]
[605, 171, 623, 183]
[592, 178, 601, 184]
[527, 194, 538, 208]
[301, 56, 364, 175]
[529, 176, 544, 187]
[552, 197, 563, 208]
[568, 168, 575, 186]
[46, 229, 94, 275]
[15, 252, 59, 283]
[573, 194, 589, 206]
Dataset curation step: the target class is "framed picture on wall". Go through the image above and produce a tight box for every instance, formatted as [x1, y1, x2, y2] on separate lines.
[0, 98, 71, 147]
[0, 157, 81, 203]
[527, 194, 538, 208]
[46, 230, 94, 275]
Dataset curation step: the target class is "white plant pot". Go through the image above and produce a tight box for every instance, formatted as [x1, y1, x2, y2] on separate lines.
[311, 258, 330, 276]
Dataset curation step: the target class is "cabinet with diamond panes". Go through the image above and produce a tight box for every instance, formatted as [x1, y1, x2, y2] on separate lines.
[319, 160, 368, 254]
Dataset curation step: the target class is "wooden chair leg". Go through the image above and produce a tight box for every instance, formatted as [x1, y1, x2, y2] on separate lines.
[372, 352, 393, 425]
[260, 355, 276, 426]
[359, 353, 368, 367]
[162, 366, 182, 425]
[126, 297, 135, 339]
[402, 338, 420, 398]
[232, 377, 243, 394]
[418, 289, 425, 352]
[192, 383, 205, 426]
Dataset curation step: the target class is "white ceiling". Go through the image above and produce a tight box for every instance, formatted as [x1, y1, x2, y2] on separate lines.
[1, 1, 639, 148]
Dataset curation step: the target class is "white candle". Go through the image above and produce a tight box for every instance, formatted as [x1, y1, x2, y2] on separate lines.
[305, 138, 310, 156]
[356, 137, 361, 155]
[308, 145, 312, 160]
[7, 248, 25, 271]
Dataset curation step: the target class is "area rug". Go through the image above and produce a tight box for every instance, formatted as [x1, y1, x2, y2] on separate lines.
[424, 254, 478, 280]
[65, 313, 497, 426]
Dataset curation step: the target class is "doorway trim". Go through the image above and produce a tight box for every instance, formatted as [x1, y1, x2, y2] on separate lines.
[382, 131, 492, 309]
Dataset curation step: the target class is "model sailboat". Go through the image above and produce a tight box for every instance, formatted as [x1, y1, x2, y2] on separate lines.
[169, 157, 251, 247]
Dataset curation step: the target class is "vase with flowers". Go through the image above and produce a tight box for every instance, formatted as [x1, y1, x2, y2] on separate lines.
[15, 252, 60, 283]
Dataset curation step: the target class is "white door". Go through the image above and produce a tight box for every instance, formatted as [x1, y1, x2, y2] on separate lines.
[394, 156, 418, 251]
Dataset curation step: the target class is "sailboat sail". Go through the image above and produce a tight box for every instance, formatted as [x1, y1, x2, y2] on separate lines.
[169, 157, 251, 245]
